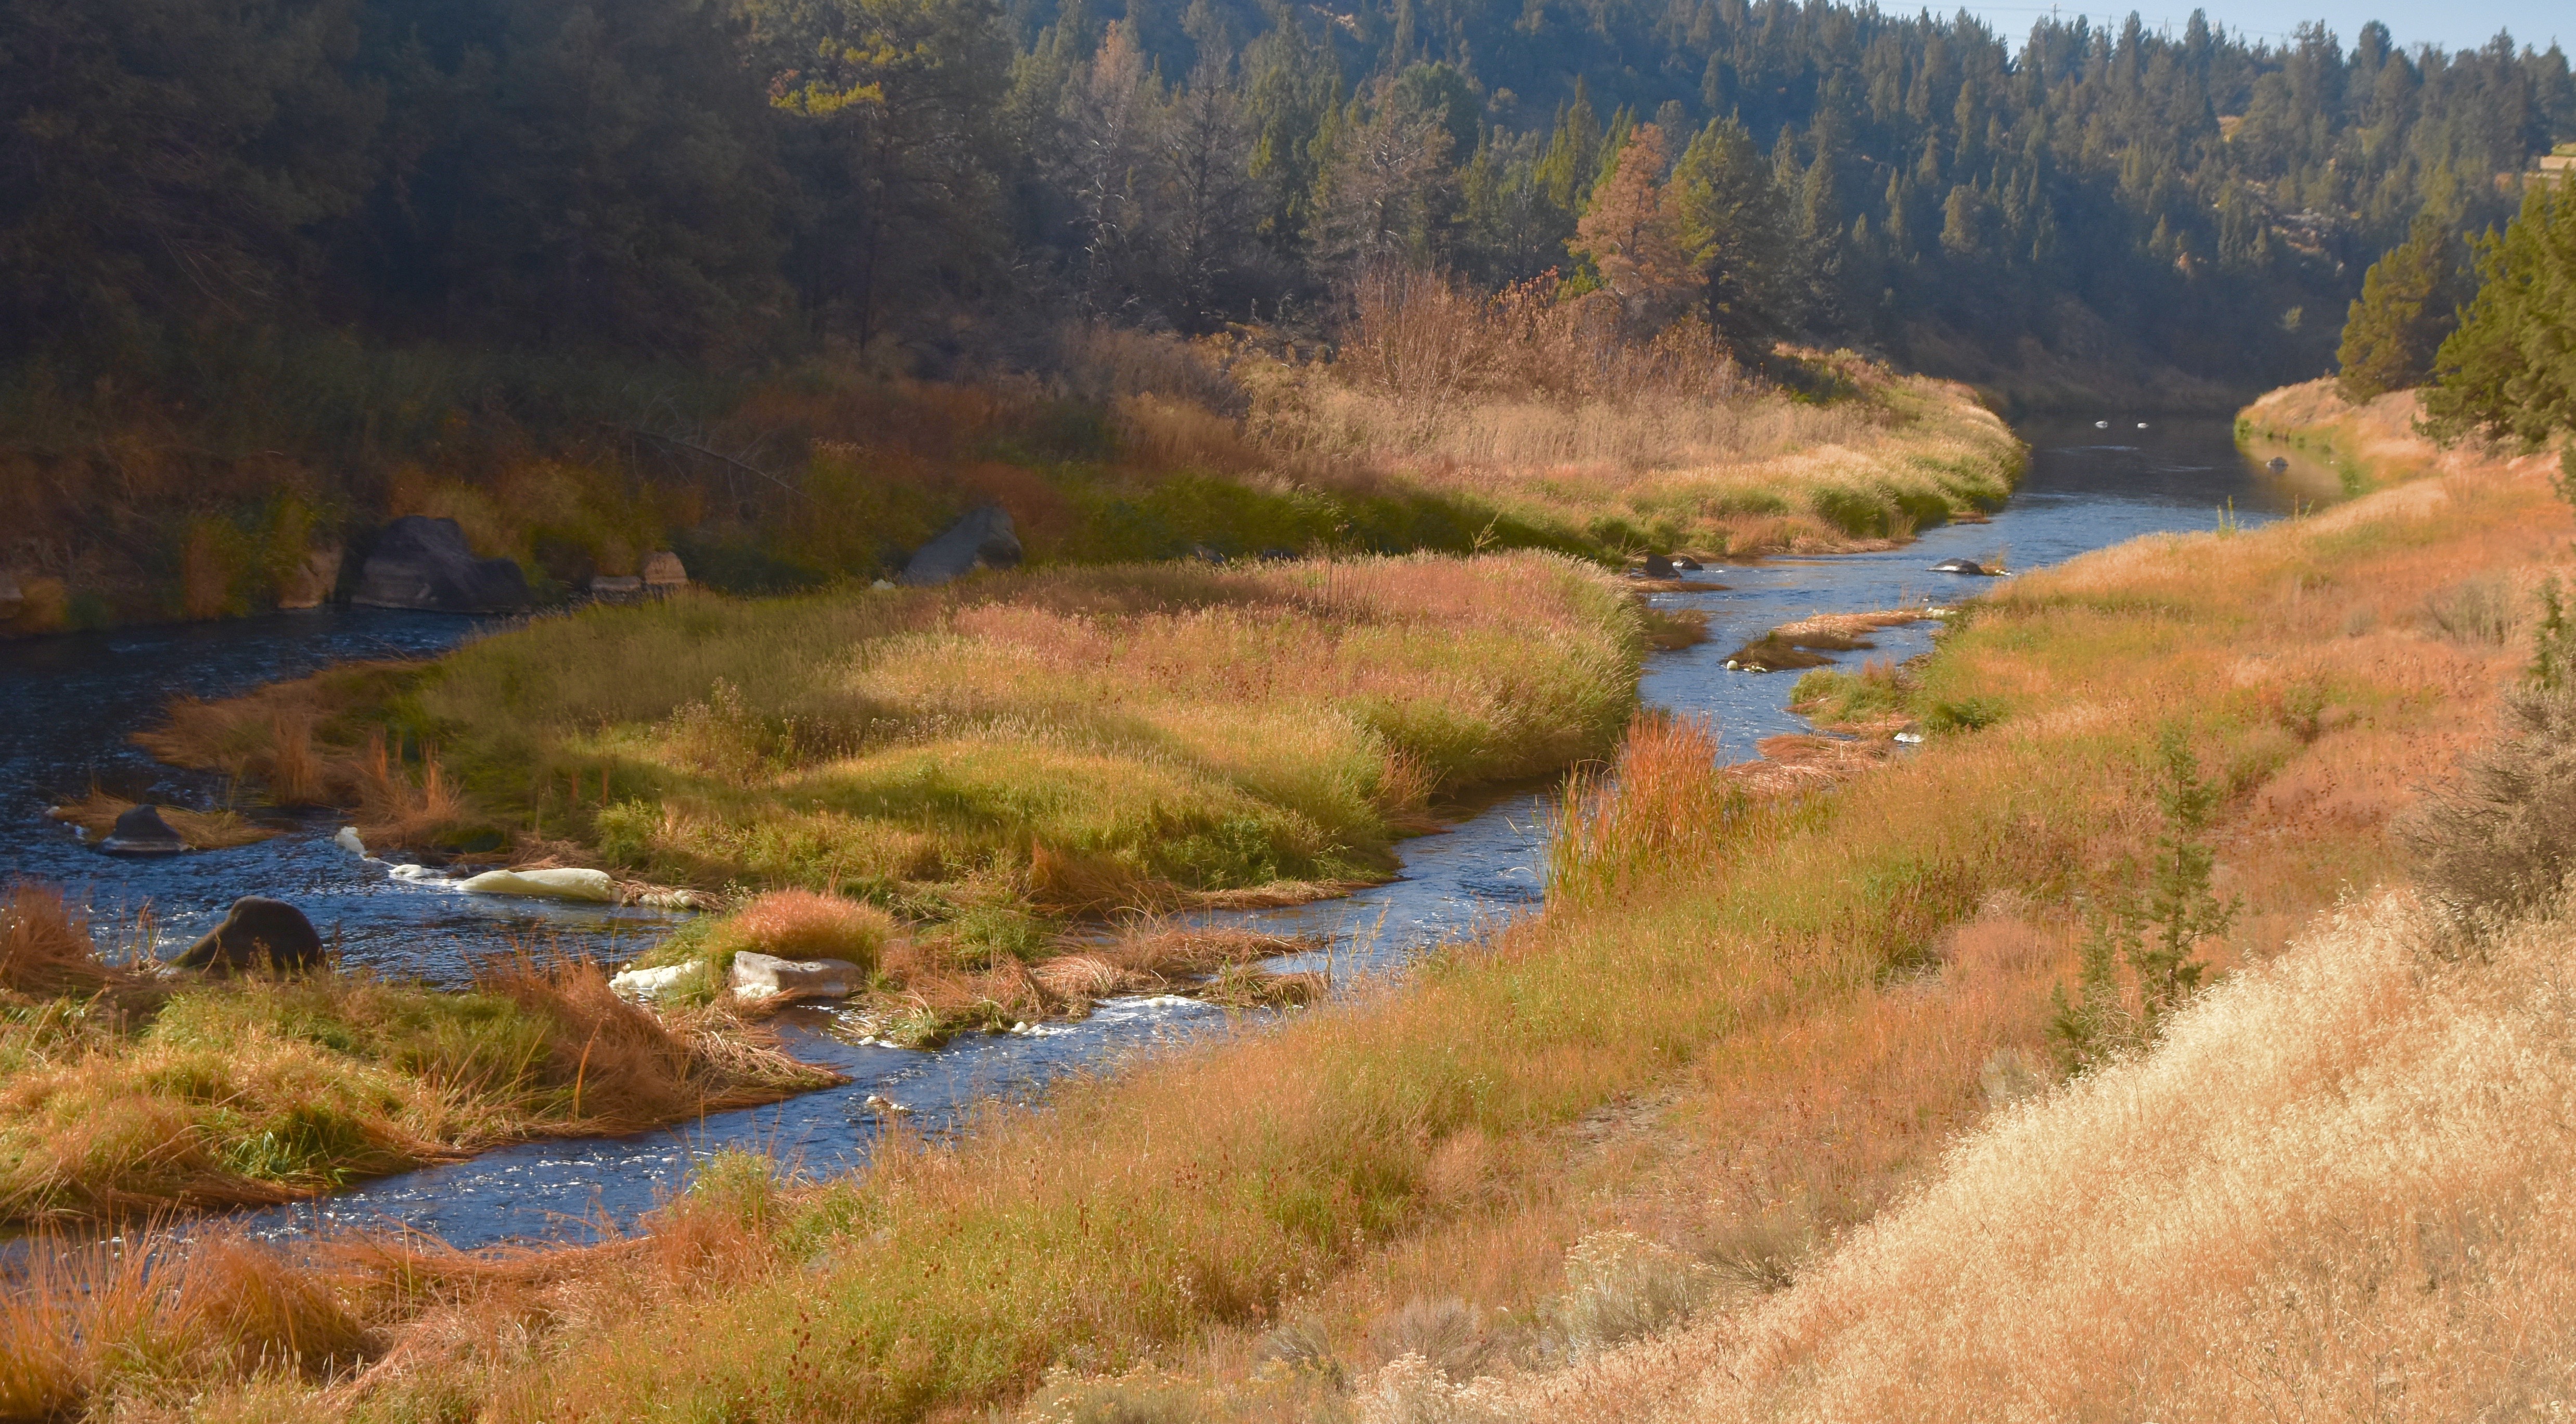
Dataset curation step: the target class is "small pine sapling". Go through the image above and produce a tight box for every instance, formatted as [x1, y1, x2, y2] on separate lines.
[2050, 727, 2240, 1072]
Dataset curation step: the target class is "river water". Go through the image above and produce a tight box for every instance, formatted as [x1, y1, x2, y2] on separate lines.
[0, 416, 2328, 1247]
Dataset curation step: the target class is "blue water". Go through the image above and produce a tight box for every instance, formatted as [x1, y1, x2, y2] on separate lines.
[0, 414, 2321, 1247]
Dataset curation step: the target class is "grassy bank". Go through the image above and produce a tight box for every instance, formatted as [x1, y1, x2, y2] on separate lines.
[7, 378, 2552, 1420]
[0, 887, 835, 1224]
[2, 322, 2015, 638]
[1251, 278, 2024, 558]
[2233, 376, 2459, 496]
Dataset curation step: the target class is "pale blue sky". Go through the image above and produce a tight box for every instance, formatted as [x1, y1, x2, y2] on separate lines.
[1951, 1, 2565, 56]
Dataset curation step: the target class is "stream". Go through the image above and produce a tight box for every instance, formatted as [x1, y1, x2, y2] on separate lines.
[0, 415, 2333, 1248]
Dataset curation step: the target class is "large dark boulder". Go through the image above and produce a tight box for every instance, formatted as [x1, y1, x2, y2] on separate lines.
[1930, 557, 1992, 576]
[899, 507, 1022, 586]
[100, 804, 187, 855]
[1640, 553, 1679, 579]
[173, 896, 325, 973]
[352, 517, 531, 613]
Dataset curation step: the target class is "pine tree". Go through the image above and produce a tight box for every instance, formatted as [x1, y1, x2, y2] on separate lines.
[1667, 116, 1787, 365]
[2336, 209, 2467, 401]
[2424, 183, 2576, 446]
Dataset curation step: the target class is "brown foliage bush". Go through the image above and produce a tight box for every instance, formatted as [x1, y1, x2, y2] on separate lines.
[2403, 682, 2576, 928]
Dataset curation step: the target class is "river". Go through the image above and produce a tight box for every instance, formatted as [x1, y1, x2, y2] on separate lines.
[0, 415, 2330, 1248]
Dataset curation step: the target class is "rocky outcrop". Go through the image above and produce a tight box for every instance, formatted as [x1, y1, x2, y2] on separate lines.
[173, 896, 325, 972]
[457, 867, 620, 903]
[640, 550, 688, 591]
[899, 507, 1022, 586]
[730, 951, 863, 1001]
[100, 804, 187, 855]
[352, 517, 531, 613]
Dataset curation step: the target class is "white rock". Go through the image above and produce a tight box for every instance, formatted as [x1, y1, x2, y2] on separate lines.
[730, 951, 864, 1001]
[610, 963, 695, 998]
[456, 867, 619, 903]
[335, 826, 367, 857]
[863, 1094, 913, 1116]
[389, 863, 432, 880]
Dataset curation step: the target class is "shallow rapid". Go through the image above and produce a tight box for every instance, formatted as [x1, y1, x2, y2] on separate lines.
[0, 416, 2326, 1247]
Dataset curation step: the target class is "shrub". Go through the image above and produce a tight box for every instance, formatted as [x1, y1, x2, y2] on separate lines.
[1537, 1231, 1717, 1357]
[2405, 682, 2576, 929]
[2052, 728, 2239, 1071]
[2421, 574, 2516, 646]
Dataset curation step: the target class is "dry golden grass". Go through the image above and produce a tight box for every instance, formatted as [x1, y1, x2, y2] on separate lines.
[717, 890, 895, 972]
[1242, 275, 2022, 559]
[1508, 887, 2576, 1422]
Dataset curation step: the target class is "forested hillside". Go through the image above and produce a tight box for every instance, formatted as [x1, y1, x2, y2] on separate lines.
[6, 0, 2570, 390]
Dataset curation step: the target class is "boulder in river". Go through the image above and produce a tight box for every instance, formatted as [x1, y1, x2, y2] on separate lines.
[173, 896, 325, 973]
[1929, 557, 1992, 576]
[2266, 456, 2290, 472]
[610, 963, 695, 998]
[352, 517, 531, 613]
[730, 951, 863, 1001]
[457, 867, 620, 903]
[899, 507, 1022, 586]
[100, 804, 188, 855]
[1640, 553, 1679, 579]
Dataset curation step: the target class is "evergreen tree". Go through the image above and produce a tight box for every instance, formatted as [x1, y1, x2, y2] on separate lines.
[2336, 209, 2468, 400]
[2425, 182, 2576, 446]
[1667, 116, 1786, 365]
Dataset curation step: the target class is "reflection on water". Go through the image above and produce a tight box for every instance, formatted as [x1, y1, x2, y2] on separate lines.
[0, 415, 2298, 1247]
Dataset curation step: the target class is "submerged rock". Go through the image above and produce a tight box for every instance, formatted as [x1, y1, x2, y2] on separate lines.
[899, 507, 1022, 586]
[2267, 456, 2290, 472]
[457, 867, 619, 902]
[352, 517, 531, 613]
[173, 896, 325, 973]
[730, 951, 863, 1001]
[100, 804, 187, 855]
[1671, 555, 1703, 572]
[1929, 557, 1991, 576]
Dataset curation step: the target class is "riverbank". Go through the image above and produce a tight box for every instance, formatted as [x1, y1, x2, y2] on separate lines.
[6, 395, 2549, 1419]
[1, 334, 2014, 640]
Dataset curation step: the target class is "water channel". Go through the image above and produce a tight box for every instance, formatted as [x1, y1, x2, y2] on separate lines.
[0, 415, 2334, 1248]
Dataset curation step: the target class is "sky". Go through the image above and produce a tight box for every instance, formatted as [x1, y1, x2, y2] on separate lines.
[1945, 0, 2566, 55]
